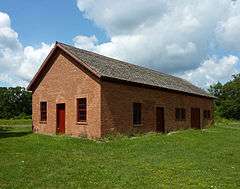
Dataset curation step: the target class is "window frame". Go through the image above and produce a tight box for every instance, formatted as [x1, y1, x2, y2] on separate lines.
[203, 110, 211, 119]
[40, 101, 47, 123]
[133, 102, 142, 126]
[77, 98, 87, 123]
[175, 108, 186, 121]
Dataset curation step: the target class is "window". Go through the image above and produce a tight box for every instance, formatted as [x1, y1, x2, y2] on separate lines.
[40, 102, 47, 122]
[175, 108, 186, 121]
[204, 110, 211, 119]
[77, 98, 87, 122]
[133, 103, 141, 125]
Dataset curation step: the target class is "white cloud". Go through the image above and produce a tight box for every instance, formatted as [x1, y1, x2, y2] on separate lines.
[2, 1, 240, 88]
[216, 16, 240, 51]
[0, 12, 21, 51]
[77, 0, 168, 35]
[73, 35, 98, 50]
[0, 12, 10, 28]
[215, 1, 240, 51]
[76, 0, 240, 87]
[180, 55, 239, 88]
[0, 11, 53, 87]
[17, 43, 53, 82]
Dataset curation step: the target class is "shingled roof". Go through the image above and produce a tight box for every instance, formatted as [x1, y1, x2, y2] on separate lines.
[28, 42, 214, 98]
[56, 42, 213, 98]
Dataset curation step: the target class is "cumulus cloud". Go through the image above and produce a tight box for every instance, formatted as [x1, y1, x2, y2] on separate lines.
[180, 55, 240, 88]
[0, 11, 53, 87]
[0, 12, 10, 27]
[2, 1, 240, 88]
[76, 0, 240, 88]
[17, 43, 53, 82]
[216, 16, 240, 51]
[77, 0, 168, 35]
[73, 35, 98, 50]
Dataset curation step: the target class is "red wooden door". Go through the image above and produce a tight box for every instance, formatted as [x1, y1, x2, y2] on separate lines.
[191, 108, 200, 129]
[156, 107, 165, 133]
[57, 104, 65, 134]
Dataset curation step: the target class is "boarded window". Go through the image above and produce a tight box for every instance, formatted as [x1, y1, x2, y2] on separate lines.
[40, 102, 47, 122]
[77, 98, 87, 122]
[133, 103, 141, 125]
[204, 110, 211, 119]
[175, 108, 186, 121]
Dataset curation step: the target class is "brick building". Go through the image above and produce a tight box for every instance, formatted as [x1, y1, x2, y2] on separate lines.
[28, 42, 214, 138]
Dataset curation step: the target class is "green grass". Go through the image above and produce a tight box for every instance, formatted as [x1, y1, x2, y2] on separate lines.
[0, 120, 240, 188]
[0, 119, 32, 126]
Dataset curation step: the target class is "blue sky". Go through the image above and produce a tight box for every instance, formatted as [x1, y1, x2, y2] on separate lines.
[0, 0, 107, 46]
[0, 0, 240, 88]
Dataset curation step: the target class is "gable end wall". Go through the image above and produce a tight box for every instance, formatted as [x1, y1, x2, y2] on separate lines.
[32, 50, 101, 138]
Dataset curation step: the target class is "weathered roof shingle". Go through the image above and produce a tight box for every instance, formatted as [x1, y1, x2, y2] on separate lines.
[58, 42, 213, 98]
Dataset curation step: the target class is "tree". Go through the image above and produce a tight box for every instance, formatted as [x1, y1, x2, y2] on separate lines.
[209, 74, 240, 120]
[220, 74, 240, 119]
[0, 87, 32, 119]
[208, 82, 223, 106]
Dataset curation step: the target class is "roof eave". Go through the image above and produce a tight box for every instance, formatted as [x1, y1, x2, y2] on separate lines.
[101, 76, 215, 99]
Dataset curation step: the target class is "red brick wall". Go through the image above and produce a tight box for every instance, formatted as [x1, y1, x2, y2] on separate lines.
[32, 50, 101, 138]
[101, 81, 214, 136]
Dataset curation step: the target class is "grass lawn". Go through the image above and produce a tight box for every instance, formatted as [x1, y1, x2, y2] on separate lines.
[0, 119, 32, 126]
[0, 119, 240, 188]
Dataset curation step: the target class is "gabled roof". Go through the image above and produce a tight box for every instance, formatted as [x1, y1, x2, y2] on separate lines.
[28, 42, 214, 98]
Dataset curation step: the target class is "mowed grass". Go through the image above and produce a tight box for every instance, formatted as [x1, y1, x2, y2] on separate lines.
[0, 119, 32, 126]
[0, 119, 240, 188]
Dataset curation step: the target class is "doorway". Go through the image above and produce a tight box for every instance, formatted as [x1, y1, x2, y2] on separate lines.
[191, 108, 200, 129]
[156, 107, 165, 133]
[56, 103, 65, 134]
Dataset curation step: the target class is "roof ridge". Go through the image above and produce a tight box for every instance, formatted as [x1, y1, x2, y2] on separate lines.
[58, 42, 204, 86]
[57, 42, 170, 75]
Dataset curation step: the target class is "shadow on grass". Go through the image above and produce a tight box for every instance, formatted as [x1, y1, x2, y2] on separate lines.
[0, 127, 32, 139]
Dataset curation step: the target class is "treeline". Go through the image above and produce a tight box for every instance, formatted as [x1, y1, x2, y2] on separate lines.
[209, 74, 240, 120]
[0, 87, 32, 119]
